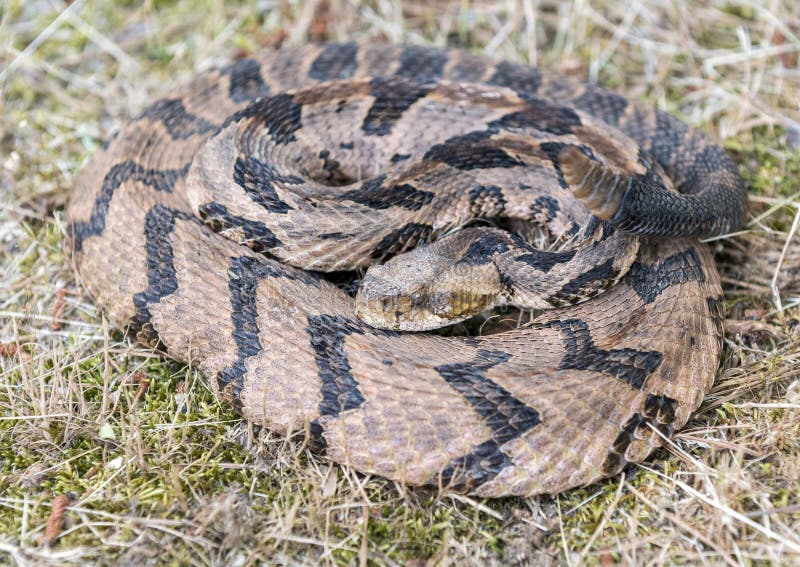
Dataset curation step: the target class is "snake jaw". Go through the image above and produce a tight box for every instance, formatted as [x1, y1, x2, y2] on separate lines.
[354, 269, 457, 331]
[354, 287, 501, 332]
[354, 288, 450, 331]
[354, 244, 505, 331]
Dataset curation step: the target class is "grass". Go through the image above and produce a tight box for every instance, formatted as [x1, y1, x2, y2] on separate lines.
[1, 0, 799, 564]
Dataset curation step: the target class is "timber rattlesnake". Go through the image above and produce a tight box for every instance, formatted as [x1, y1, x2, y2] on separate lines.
[68, 43, 746, 497]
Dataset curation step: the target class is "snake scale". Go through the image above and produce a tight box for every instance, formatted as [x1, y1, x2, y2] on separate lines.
[68, 43, 746, 497]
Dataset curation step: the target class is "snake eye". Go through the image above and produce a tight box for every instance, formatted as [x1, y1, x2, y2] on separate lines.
[409, 291, 424, 306]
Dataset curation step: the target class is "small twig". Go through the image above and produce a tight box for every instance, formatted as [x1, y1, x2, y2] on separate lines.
[556, 495, 573, 567]
[446, 493, 505, 521]
[49, 289, 66, 331]
[577, 473, 626, 563]
[627, 484, 739, 567]
[62, 11, 138, 69]
[358, 505, 369, 567]
[642, 467, 800, 554]
[40, 494, 72, 547]
[130, 371, 150, 404]
[0, 0, 85, 83]
[770, 206, 800, 314]
[747, 191, 800, 226]
[675, 434, 763, 458]
[737, 402, 800, 410]
[744, 504, 800, 519]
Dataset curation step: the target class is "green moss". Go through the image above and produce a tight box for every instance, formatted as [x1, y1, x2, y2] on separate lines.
[741, 133, 800, 198]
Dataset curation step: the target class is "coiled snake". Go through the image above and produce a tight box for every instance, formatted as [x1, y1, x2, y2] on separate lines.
[68, 43, 746, 497]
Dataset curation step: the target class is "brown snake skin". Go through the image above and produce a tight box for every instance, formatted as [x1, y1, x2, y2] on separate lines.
[67, 43, 746, 497]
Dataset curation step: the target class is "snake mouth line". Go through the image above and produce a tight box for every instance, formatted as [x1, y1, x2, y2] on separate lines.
[355, 289, 503, 332]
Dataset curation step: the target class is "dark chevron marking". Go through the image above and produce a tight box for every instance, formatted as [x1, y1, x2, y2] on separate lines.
[515, 249, 577, 272]
[309, 42, 359, 81]
[540, 318, 663, 389]
[198, 202, 281, 253]
[573, 86, 628, 126]
[362, 77, 435, 136]
[643, 392, 678, 424]
[259, 93, 304, 145]
[341, 176, 434, 211]
[488, 103, 582, 136]
[72, 160, 191, 252]
[217, 255, 266, 410]
[247, 253, 319, 285]
[468, 184, 507, 216]
[306, 314, 367, 418]
[307, 318, 399, 451]
[218, 255, 321, 410]
[487, 61, 543, 103]
[233, 155, 299, 214]
[423, 131, 524, 171]
[396, 44, 448, 81]
[138, 98, 217, 139]
[390, 153, 411, 163]
[130, 205, 193, 346]
[462, 235, 510, 265]
[220, 58, 270, 103]
[436, 349, 541, 487]
[530, 195, 560, 221]
[230, 93, 303, 145]
[622, 248, 705, 304]
[369, 222, 434, 259]
[305, 314, 380, 451]
[318, 231, 349, 241]
[537, 141, 574, 189]
[601, 394, 678, 474]
[551, 258, 619, 304]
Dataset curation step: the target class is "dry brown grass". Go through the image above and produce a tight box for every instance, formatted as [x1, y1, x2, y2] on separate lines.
[1, 0, 799, 565]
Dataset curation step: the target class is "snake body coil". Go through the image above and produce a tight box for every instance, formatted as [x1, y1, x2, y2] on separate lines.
[68, 43, 745, 496]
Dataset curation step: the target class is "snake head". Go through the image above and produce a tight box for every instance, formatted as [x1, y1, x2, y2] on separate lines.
[354, 239, 504, 331]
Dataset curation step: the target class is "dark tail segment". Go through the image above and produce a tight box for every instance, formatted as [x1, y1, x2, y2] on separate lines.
[557, 80, 747, 238]
[559, 143, 746, 238]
